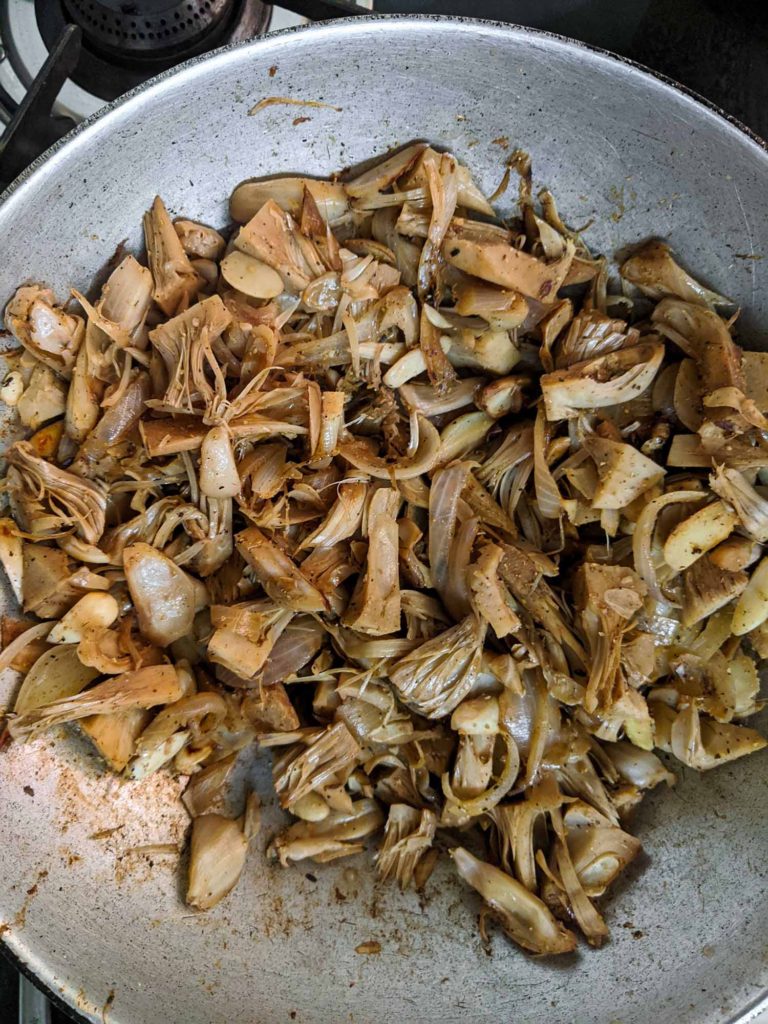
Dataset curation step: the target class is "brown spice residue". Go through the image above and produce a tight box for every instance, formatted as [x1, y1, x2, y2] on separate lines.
[608, 182, 636, 223]
[4, 867, 49, 934]
[491, 136, 509, 148]
[52, 753, 186, 859]
[114, 843, 179, 883]
[89, 825, 124, 840]
[368, 884, 383, 920]
[102, 988, 116, 1023]
[293, 116, 311, 126]
[355, 940, 381, 955]
[268, 65, 278, 77]
[54, 760, 97, 829]
[262, 892, 290, 940]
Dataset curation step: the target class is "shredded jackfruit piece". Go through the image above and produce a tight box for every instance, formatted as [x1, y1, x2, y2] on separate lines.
[0, 144, 764, 956]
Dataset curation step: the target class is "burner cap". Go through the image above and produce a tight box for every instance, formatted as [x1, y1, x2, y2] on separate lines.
[63, 0, 235, 61]
[35, 0, 270, 101]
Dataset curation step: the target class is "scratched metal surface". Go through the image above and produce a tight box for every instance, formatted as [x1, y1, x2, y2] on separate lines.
[0, 16, 767, 1024]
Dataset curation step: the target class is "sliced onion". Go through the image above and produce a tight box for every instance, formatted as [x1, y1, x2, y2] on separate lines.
[262, 617, 326, 685]
[429, 462, 471, 604]
[632, 490, 705, 600]
[444, 517, 478, 621]
[673, 359, 702, 431]
[338, 415, 440, 480]
[438, 411, 493, 465]
[652, 361, 678, 417]
[0, 620, 53, 673]
[533, 406, 562, 519]
[7, 664, 182, 740]
[14, 643, 99, 714]
[442, 727, 520, 815]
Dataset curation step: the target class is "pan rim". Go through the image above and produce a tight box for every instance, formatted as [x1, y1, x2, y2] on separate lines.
[1, 12, 767, 213]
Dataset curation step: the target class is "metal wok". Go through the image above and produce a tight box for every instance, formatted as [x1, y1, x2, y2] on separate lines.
[0, 15, 767, 1024]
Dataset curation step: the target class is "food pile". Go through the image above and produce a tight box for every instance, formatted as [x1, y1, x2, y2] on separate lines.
[0, 143, 765, 952]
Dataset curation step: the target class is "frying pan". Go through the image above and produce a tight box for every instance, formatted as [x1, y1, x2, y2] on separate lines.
[1, 16, 768, 1024]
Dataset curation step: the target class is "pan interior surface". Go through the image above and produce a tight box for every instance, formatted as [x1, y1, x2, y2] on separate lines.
[0, 17, 767, 1024]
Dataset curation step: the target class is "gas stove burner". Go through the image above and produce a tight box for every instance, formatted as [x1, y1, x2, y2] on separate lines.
[61, 0, 241, 60]
[35, 0, 271, 101]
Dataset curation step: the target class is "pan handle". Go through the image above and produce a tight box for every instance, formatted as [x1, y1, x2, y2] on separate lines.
[18, 975, 51, 1024]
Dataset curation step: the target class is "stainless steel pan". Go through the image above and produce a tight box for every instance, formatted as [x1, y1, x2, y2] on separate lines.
[1, 16, 767, 1024]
